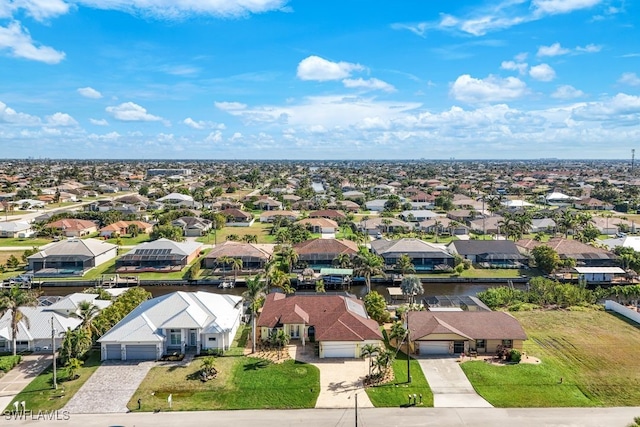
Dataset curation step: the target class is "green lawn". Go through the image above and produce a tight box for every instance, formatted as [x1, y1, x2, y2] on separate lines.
[461, 310, 640, 407]
[129, 326, 319, 411]
[5, 351, 102, 412]
[105, 233, 151, 246]
[0, 238, 52, 247]
[365, 348, 433, 407]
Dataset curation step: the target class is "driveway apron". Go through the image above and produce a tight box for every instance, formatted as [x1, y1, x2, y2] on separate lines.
[0, 354, 51, 411]
[64, 361, 154, 414]
[417, 357, 492, 408]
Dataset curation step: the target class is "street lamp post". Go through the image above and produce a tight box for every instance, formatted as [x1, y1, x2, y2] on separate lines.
[51, 316, 57, 390]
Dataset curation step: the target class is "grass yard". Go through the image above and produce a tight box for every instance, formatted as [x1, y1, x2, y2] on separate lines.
[0, 238, 52, 247]
[5, 351, 102, 412]
[365, 349, 433, 408]
[461, 310, 640, 407]
[105, 233, 151, 246]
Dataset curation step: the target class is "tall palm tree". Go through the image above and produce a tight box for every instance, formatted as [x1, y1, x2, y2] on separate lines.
[278, 245, 299, 273]
[241, 274, 267, 353]
[269, 268, 293, 293]
[229, 258, 243, 283]
[0, 285, 39, 355]
[361, 343, 379, 376]
[332, 253, 352, 269]
[396, 253, 415, 276]
[400, 276, 424, 305]
[73, 301, 100, 339]
[353, 249, 385, 294]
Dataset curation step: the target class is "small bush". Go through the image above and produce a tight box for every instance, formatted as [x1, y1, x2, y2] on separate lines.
[0, 355, 22, 372]
[509, 349, 522, 364]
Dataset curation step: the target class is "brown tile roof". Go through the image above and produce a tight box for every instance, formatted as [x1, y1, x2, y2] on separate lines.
[296, 218, 339, 228]
[204, 241, 272, 260]
[293, 238, 358, 256]
[257, 294, 382, 341]
[47, 219, 97, 231]
[309, 209, 347, 219]
[408, 311, 527, 341]
[516, 237, 615, 256]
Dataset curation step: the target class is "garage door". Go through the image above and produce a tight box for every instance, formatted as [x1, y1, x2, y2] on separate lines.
[418, 341, 450, 355]
[105, 344, 121, 360]
[322, 342, 355, 358]
[125, 345, 157, 360]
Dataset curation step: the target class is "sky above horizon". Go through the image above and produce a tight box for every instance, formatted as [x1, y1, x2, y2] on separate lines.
[0, 0, 639, 160]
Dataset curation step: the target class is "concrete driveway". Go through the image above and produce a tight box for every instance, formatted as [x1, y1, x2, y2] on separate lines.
[0, 354, 51, 411]
[292, 345, 373, 409]
[64, 360, 154, 414]
[417, 357, 492, 408]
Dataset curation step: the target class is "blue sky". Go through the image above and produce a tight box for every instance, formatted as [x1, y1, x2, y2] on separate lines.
[0, 0, 639, 160]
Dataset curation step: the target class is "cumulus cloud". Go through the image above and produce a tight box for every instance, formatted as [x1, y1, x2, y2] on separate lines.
[537, 42, 570, 57]
[501, 60, 528, 75]
[619, 72, 640, 86]
[46, 112, 78, 126]
[106, 102, 162, 121]
[297, 56, 364, 81]
[450, 74, 528, 103]
[77, 87, 102, 99]
[529, 63, 556, 81]
[576, 43, 602, 53]
[0, 21, 65, 64]
[342, 78, 396, 92]
[183, 117, 226, 130]
[13, 0, 71, 21]
[551, 85, 585, 99]
[89, 118, 109, 126]
[532, 0, 602, 15]
[215, 101, 247, 111]
[0, 100, 40, 125]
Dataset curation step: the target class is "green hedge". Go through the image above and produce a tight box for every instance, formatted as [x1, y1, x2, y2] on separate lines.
[0, 355, 21, 372]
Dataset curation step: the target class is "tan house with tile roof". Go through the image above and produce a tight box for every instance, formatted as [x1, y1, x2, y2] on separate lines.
[46, 219, 98, 237]
[257, 293, 383, 358]
[516, 237, 618, 267]
[408, 311, 527, 356]
[203, 241, 273, 270]
[99, 220, 153, 238]
[296, 217, 339, 234]
[293, 238, 359, 269]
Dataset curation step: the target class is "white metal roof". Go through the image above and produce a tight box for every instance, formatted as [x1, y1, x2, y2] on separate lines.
[574, 267, 626, 274]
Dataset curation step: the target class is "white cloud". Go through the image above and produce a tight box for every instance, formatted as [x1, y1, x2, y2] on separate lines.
[13, 0, 71, 21]
[296, 56, 364, 82]
[532, 0, 602, 15]
[571, 93, 640, 122]
[205, 130, 223, 143]
[450, 74, 528, 103]
[46, 112, 78, 126]
[183, 117, 226, 130]
[576, 43, 602, 53]
[501, 60, 528, 75]
[0, 21, 65, 64]
[537, 42, 570, 57]
[89, 118, 109, 126]
[618, 72, 640, 87]
[529, 63, 556, 81]
[551, 85, 585, 99]
[215, 101, 247, 111]
[0, 100, 40, 125]
[76, 0, 288, 19]
[106, 102, 162, 121]
[77, 87, 102, 99]
[342, 78, 396, 93]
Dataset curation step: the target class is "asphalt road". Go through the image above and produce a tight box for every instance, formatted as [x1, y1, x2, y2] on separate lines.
[3, 407, 640, 427]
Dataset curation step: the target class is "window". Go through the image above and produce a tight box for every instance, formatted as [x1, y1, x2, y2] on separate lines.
[208, 337, 216, 342]
[502, 339, 513, 347]
[169, 329, 181, 346]
[476, 339, 485, 349]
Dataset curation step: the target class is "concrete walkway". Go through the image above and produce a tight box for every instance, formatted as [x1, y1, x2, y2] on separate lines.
[64, 361, 154, 414]
[0, 354, 51, 411]
[292, 345, 373, 409]
[417, 357, 492, 408]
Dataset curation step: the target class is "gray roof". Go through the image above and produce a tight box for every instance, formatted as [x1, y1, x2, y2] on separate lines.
[371, 238, 452, 258]
[0, 221, 31, 232]
[28, 238, 118, 260]
[448, 240, 522, 256]
[126, 238, 202, 257]
[99, 291, 242, 343]
[0, 307, 81, 342]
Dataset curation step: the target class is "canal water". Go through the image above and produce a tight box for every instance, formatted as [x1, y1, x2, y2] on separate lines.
[39, 282, 523, 299]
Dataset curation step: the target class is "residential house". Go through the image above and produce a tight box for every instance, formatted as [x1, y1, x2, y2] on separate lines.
[370, 238, 454, 271]
[516, 237, 618, 267]
[419, 217, 469, 236]
[574, 197, 614, 211]
[99, 220, 153, 238]
[359, 217, 413, 235]
[399, 210, 440, 222]
[28, 238, 118, 276]
[99, 291, 242, 360]
[156, 193, 201, 209]
[0, 221, 34, 238]
[448, 240, 526, 268]
[257, 293, 383, 358]
[599, 235, 640, 252]
[309, 209, 346, 221]
[468, 215, 505, 235]
[115, 238, 202, 273]
[255, 198, 283, 211]
[203, 241, 273, 270]
[296, 218, 339, 234]
[530, 218, 556, 233]
[220, 208, 254, 227]
[259, 210, 299, 223]
[46, 219, 98, 237]
[172, 216, 213, 237]
[293, 238, 359, 269]
[328, 200, 360, 213]
[408, 311, 527, 355]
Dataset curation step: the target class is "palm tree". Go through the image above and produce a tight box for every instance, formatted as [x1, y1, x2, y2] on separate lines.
[374, 348, 395, 375]
[381, 218, 392, 234]
[269, 268, 293, 293]
[396, 253, 415, 276]
[332, 253, 352, 269]
[241, 275, 267, 353]
[400, 276, 423, 305]
[73, 301, 100, 339]
[278, 245, 299, 273]
[353, 249, 385, 294]
[361, 343, 379, 376]
[65, 357, 84, 380]
[0, 285, 39, 355]
[229, 258, 243, 283]
[389, 320, 407, 348]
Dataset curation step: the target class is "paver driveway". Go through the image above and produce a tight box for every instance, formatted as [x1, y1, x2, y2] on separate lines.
[292, 345, 373, 409]
[416, 357, 492, 408]
[64, 361, 154, 414]
[0, 354, 50, 411]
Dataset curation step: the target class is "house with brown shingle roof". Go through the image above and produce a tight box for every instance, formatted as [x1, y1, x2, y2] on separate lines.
[516, 237, 618, 267]
[408, 311, 527, 356]
[219, 208, 254, 226]
[296, 217, 339, 234]
[203, 241, 273, 270]
[46, 219, 98, 237]
[309, 209, 347, 220]
[293, 238, 358, 269]
[257, 293, 383, 358]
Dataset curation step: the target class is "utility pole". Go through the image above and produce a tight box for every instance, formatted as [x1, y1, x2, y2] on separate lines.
[51, 316, 57, 390]
[354, 393, 358, 427]
[407, 300, 412, 384]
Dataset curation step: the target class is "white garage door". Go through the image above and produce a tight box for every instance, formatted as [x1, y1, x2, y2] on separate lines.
[322, 342, 355, 358]
[105, 344, 121, 360]
[125, 345, 157, 360]
[418, 341, 451, 355]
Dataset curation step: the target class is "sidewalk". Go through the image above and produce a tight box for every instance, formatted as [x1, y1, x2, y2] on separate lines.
[0, 354, 51, 411]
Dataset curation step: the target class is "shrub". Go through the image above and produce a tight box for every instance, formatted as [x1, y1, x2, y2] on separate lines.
[509, 349, 522, 364]
[0, 355, 21, 372]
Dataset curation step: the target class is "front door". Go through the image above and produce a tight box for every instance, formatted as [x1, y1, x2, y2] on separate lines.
[189, 330, 197, 347]
[453, 341, 465, 354]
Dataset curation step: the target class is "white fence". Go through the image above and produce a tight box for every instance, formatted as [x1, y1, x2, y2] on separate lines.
[605, 300, 640, 324]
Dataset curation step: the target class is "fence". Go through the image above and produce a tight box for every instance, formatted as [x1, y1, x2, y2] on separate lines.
[605, 300, 640, 324]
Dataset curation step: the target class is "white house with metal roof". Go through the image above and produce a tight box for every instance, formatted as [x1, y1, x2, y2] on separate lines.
[27, 238, 118, 276]
[98, 291, 242, 361]
[0, 221, 34, 238]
